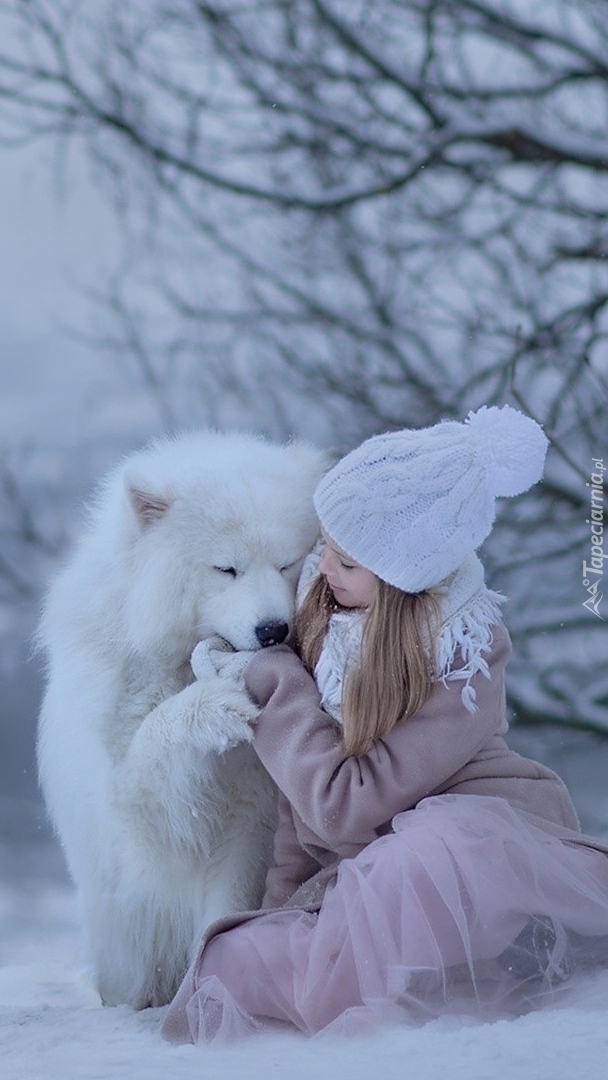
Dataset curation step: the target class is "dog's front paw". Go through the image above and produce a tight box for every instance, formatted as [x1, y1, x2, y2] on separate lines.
[151, 677, 259, 753]
[206, 691, 260, 751]
[190, 680, 260, 752]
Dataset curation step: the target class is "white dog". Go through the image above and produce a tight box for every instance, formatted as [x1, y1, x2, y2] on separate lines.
[37, 431, 327, 1009]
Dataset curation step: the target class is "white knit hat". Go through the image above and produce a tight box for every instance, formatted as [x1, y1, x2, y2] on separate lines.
[313, 405, 549, 593]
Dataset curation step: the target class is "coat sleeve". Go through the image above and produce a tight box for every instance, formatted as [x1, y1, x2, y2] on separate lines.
[261, 792, 322, 908]
[245, 626, 512, 851]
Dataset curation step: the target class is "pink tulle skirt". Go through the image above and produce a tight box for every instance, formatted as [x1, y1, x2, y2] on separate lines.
[162, 795, 608, 1044]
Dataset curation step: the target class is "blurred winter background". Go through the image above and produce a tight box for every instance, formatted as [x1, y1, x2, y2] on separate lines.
[0, 2, 607, 1077]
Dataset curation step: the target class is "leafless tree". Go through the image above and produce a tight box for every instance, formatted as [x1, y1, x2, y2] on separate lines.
[0, 0, 606, 725]
[0, 446, 67, 691]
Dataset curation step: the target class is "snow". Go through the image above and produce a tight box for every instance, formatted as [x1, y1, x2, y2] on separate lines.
[3, 878, 608, 1080]
[3, 722, 608, 1080]
[1, 25, 607, 1076]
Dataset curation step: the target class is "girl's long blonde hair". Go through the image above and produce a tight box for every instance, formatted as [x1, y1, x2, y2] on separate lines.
[293, 573, 439, 756]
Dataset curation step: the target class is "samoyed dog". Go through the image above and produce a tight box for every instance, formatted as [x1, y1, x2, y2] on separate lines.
[37, 431, 327, 1009]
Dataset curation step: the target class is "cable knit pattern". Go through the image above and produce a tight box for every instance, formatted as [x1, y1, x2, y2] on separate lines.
[313, 406, 548, 592]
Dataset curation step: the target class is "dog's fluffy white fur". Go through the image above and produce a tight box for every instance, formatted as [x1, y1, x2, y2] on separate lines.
[37, 431, 327, 1009]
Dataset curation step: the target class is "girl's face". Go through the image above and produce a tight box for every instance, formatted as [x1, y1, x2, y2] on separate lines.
[318, 533, 377, 609]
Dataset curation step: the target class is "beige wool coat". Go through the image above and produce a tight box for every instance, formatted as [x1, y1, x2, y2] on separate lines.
[247, 626, 601, 912]
[162, 624, 608, 1042]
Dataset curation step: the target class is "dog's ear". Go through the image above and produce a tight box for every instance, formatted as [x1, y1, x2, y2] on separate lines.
[128, 485, 173, 529]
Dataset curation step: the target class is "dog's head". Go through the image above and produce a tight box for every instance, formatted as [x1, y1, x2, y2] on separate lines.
[116, 431, 329, 658]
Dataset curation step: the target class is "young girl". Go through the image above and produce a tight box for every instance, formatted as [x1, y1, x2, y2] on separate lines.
[162, 405, 608, 1044]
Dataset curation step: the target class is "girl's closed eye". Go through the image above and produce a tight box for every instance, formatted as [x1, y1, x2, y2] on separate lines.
[318, 533, 377, 608]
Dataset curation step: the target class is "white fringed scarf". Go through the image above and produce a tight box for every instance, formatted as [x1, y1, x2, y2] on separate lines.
[297, 549, 505, 724]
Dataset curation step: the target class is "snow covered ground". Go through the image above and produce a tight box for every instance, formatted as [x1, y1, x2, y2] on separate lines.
[2, 724, 608, 1080]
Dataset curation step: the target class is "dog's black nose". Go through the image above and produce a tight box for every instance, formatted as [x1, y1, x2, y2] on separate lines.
[255, 621, 289, 647]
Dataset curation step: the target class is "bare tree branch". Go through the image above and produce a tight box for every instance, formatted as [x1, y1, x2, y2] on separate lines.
[0, 0, 606, 725]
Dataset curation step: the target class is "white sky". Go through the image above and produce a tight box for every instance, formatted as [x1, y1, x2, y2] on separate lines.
[0, 140, 118, 447]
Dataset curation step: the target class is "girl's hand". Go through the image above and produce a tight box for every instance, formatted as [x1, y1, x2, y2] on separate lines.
[191, 638, 256, 683]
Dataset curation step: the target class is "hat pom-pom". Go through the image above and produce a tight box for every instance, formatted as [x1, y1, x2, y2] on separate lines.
[465, 405, 549, 497]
